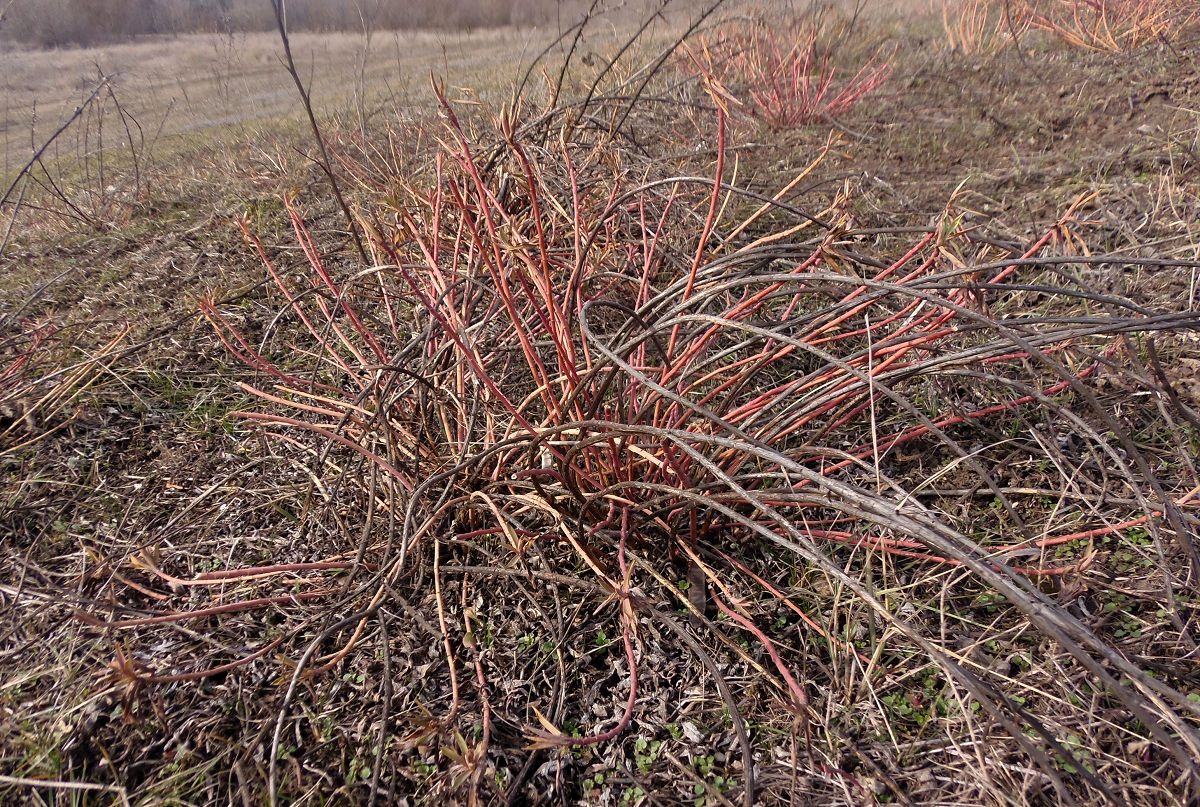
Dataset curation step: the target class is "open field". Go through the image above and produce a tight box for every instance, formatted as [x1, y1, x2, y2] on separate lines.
[2, 1, 1200, 805]
[0, 26, 560, 174]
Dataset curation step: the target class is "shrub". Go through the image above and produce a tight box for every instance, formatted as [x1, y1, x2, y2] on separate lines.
[939, 0, 1030, 54]
[937, 0, 1200, 53]
[0, 0, 567, 47]
[193, 82, 1200, 764]
[683, 19, 890, 129]
[1020, 0, 1200, 51]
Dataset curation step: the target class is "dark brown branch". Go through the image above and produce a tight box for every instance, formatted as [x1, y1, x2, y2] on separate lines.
[270, 0, 368, 264]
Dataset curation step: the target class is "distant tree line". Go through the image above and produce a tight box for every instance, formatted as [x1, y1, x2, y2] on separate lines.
[0, 0, 566, 47]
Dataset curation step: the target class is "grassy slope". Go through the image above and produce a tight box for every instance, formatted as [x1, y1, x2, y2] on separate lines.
[2, 4, 1199, 805]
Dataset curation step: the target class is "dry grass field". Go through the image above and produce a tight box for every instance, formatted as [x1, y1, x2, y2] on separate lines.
[2, 1, 1200, 805]
[0, 26, 561, 174]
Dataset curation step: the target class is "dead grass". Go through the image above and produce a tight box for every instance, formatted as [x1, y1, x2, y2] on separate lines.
[0, 26, 571, 177]
[3, 1, 1200, 805]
